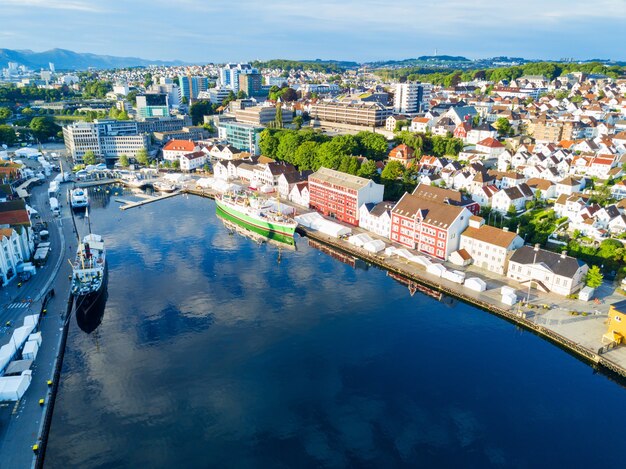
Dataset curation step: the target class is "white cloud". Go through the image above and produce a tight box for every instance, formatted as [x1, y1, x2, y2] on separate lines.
[0, 0, 105, 13]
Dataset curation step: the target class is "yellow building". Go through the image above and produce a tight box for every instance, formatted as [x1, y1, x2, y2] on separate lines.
[604, 300, 626, 344]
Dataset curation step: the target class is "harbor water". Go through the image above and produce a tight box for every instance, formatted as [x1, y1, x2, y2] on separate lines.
[46, 192, 626, 468]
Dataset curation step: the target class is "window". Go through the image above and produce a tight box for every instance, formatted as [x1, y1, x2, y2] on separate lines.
[615, 316, 622, 322]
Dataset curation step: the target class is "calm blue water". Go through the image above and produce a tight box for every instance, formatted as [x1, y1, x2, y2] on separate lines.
[46, 193, 626, 468]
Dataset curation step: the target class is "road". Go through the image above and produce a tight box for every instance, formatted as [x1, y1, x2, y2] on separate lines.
[0, 157, 77, 469]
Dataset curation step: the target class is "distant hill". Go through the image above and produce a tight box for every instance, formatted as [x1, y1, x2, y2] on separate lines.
[0, 48, 186, 71]
[417, 55, 470, 62]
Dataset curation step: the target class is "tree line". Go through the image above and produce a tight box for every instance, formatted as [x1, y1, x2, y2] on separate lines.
[376, 61, 625, 86]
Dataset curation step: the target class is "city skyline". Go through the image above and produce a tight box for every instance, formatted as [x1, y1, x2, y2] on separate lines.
[1, 0, 625, 63]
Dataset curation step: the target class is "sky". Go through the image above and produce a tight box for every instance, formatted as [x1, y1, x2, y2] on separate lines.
[0, 0, 624, 63]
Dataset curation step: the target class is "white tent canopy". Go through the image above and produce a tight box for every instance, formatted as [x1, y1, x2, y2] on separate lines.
[0, 370, 32, 401]
[363, 239, 386, 253]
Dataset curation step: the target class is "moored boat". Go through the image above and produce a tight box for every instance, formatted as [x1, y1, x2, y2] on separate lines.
[70, 188, 89, 209]
[215, 193, 297, 237]
[71, 233, 107, 311]
[153, 180, 178, 193]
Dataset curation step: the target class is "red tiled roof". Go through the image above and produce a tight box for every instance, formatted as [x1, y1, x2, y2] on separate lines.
[163, 140, 196, 152]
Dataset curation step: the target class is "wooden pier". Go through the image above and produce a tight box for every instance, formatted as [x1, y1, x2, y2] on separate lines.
[118, 191, 181, 210]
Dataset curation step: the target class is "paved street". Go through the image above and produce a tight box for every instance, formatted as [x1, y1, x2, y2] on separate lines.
[0, 156, 78, 469]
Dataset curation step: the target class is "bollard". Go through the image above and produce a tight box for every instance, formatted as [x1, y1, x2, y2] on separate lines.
[32, 444, 39, 453]
[47, 380, 53, 386]
[39, 398, 45, 406]
[17, 282, 21, 288]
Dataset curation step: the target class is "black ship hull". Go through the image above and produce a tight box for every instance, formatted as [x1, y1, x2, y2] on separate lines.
[74, 263, 108, 334]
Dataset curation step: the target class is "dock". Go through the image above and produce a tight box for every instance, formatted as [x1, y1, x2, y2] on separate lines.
[75, 178, 120, 188]
[119, 191, 181, 210]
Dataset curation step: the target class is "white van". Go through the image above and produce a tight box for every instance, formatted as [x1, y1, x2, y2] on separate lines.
[49, 197, 60, 216]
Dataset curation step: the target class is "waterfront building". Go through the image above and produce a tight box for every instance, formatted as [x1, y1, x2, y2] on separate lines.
[277, 170, 312, 198]
[0, 199, 34, 284]
[506, 245, 588, 296]
[180, 152, 206, 171]
[253, 162, 298, 190]
[308, 167, 384, 226]
[217, 121, 263, 155]
[289, 182, 310, 207]
[162, 140, 199, 162]
[393, 82, 422, 115]
[309, 101, 391, 128]
[359, 202, 394, 238]
[604, 300, 626, 345]
[459, 216, 524, 275]
[390, 193, 471, 260]
[63, 120, 149, 162]
[179, 75, 209, 101]
[136, 93, 169, 119]
[412, 184, 481, 215]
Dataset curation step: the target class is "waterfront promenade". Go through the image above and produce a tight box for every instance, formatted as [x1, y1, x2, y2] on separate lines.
[0, 169, 76, 468]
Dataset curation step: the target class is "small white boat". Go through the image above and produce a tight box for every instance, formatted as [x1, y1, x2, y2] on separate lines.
[70, 188, 89, 209]
[121, 177, 148, 188]
[153, 181, 178, 193]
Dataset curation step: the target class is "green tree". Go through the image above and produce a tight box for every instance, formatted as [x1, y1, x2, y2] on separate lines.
[317, 141, 343, 169]
[357, 160, 378, 180]
[507, 204, 517, 217]
[0, 125, 17, 146]
[381, 161, 405, 181]
[0, 107, 12, 123]
[590, 183, 613, 206]
[293, 141, 319, 170]
[189, 100, 215, 125]
[118, 154, 129, 167]
[494, 117, 511, 137]
[355, 131, 388, 160]
[29, 116, 60, 141]
[236, 90, 247, 99]
[136, 148, 149, 166]
[586, 265, 604, 288]
[144, 73, 153, 88]
[259, 129, 280, 157]
[293, 115, 304, 130]
[274, 104, 283, 129]
[172, 159, 180, 169]
[276, 131, 302, 163]
[281, 88, 298, 102]
[83, 150, 97, 165]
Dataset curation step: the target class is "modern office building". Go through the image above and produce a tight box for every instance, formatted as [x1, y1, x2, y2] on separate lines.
[238, 71, 263, 97]
[219, 63, 256, 93]
[309, 101, 391, 127]
[63, 119, 149, 162]
[136, 115, 192, 134]
[179, 75, 209, 101]
[234, 105, 292, 126]
[217, 121, 264, 155]
[136, 93, 169, 119]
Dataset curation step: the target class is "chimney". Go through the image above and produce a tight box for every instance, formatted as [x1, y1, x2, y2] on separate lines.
[561, 250, 567, 259]
[534, 243, 540, 252]
[503, 226, 509, 232]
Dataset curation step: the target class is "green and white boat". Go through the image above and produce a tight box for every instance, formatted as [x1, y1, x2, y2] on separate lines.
[215, 193, 297, 237]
